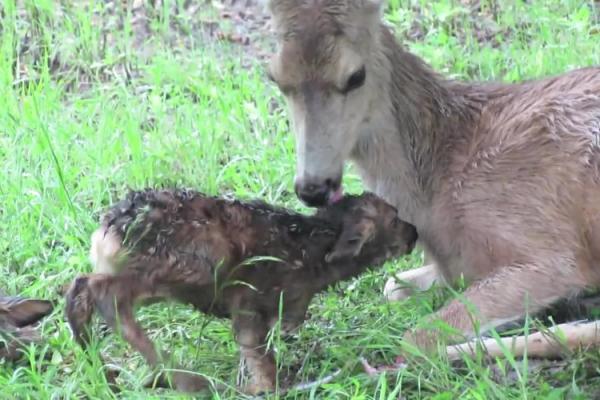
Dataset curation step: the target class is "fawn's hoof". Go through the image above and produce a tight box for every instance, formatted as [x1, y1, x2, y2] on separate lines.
[241, 382, 275, 396]
[144, 370, 209, 393]
[239, 371, 276, 396]
[174, 371, 210, 392]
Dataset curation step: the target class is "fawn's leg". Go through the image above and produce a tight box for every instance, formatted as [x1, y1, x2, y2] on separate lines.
[65, 275, 97, 346]
[88, 275, 209, 393]
[232, 310, 276, 395]
[403, 262, 587, 354]
[64, 274, 124, 387]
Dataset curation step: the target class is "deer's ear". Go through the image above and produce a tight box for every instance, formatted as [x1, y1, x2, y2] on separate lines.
[364, 0, 386, 11]
[256, 0, 272, 12]
[267, 0, 387, 16]
[265, 0, 292, 14]
[325, 219, 375, 263]
[1, 297, 53, 328]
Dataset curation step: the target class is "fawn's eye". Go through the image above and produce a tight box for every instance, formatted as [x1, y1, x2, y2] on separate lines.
[343, 66, 366, 94]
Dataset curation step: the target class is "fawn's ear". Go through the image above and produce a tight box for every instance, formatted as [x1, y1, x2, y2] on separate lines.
[0, 297, 53, 328]
[325, 219, 375, 263]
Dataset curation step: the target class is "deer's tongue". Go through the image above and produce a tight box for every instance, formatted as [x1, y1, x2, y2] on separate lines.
[328, 187, 344, 204]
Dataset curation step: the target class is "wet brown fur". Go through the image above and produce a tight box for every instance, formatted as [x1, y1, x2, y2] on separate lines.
[64, 189, 417, 394]
[0, 296, 53, 362]
[266, 0, 600, 355]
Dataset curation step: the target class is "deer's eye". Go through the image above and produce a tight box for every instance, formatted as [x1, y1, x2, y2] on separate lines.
[346, 237, 360, 245]
[343, 66, 366, 94]
[266, 70, 295, 95]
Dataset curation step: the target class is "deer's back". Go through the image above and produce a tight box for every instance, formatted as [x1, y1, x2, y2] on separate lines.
[427, 67, 600, 283]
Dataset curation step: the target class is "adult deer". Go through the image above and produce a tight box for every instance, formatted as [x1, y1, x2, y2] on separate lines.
[265, 0, 600, 356]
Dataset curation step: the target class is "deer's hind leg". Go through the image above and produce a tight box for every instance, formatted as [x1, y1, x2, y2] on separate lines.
[86, 274, 210, 393]
[404, 259, 589, 356]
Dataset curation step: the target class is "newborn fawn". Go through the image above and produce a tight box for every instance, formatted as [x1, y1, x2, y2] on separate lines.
[65, 189, 417, 394]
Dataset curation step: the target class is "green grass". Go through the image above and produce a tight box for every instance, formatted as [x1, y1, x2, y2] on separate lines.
[1, 0, 600, 398]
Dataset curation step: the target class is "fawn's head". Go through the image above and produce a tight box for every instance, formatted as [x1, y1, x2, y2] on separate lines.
[319, 192, 417, 263]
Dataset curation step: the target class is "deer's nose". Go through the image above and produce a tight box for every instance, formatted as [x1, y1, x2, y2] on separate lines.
[294, 176, 340, 207]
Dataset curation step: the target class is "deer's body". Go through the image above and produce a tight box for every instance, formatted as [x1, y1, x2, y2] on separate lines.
[265, 0, 600, 352]
[65, 189, 416, 394]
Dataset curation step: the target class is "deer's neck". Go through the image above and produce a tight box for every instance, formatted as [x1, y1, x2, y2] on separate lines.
[351, 26, 483, 226]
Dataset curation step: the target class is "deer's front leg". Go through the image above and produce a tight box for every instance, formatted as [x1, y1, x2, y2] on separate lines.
[384, 263, 441, 301]
[232, 310, 276, 395]
[404, 262, 587, 356]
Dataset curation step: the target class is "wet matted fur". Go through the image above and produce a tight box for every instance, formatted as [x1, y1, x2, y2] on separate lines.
[65, 189, 417, 394]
